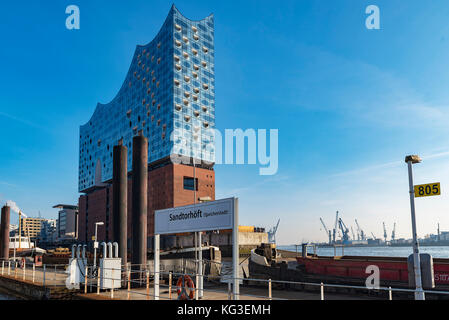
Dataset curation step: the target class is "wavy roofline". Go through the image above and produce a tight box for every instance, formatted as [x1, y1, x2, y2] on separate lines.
[81, 5, 213, 129]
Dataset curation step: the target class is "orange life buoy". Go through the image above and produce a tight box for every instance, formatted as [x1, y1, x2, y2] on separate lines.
[176, 275, 195, 300]
[20, 258, 25, 268]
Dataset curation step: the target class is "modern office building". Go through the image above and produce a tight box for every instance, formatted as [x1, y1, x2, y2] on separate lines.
[53, 204, 78, 240]
[78, 5, 216, 243]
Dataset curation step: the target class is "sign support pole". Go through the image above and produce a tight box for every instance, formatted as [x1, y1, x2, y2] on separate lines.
[407, 160, 425, 300]
[232, 198, 239, 300]
[154, 234, 160, 300]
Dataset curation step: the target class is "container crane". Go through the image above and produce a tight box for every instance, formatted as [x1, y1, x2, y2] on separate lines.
[383, 222, 387, 242]
[350, 226, 355, 241]
[371, 232, 377, 240]
[391, 223, 396, 242]
[320, 218, 332, 244]
[355, 219, 365, 241]
[338, 218, 350, 244]
[267, 219, 280, 244]
[333, 211, 339, 244]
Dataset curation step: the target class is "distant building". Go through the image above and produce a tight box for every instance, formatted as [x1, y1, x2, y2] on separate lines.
[40, 219, 57, 243]
[20, 217, 47, 242]
[9, 224, 18, 237]
[53, 204, 78, 240]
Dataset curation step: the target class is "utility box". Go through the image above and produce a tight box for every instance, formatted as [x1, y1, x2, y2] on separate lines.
[99, 242, 122, 290]
[408, 253, 435, 289]
[99, 258, 122, 289]
[65, 244, 88, 290]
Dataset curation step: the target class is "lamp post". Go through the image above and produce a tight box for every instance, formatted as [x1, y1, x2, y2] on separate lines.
[405, 155, 425, 300]
[93, 222, 104, 269]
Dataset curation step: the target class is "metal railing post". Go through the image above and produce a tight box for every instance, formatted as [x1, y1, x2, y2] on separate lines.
[97, 266, 101, 295]
[54, 265, 57, 287]
[1, 261, 4, 275]
[169, 272, 172, 300]
[111, 268, 114, 299]
[321, 282, 324, 300]
[228, 282, 232, 300]
[146, 270, 150, 300]
[127, 269, 131, 300]
[389, 287, 392, 300]
[268, 279, 272, 300]
[195, 274, 199, 300]
[32, 263, 35, 283]
[23, 262, 26, 281]
[14, 262, 17, 278]
[84, 266, 88, 294]
[8, 261, 10, 276]
[43, 264, 46, 286]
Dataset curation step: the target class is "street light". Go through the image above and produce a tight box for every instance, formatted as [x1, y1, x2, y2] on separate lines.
[93, 222, 104, 269]
[405, 155, 425, 300]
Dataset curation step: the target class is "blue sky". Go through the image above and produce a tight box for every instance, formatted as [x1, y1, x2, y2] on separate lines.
[2, 1, 449, 244]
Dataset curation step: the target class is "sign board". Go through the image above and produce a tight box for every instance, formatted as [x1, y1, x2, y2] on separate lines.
[155, 198, 235, 235]
[91, 236, 96, 241]
[414, 182, 441, 198]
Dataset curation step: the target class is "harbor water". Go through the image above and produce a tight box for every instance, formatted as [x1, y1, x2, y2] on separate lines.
[278, 245, 449, 259]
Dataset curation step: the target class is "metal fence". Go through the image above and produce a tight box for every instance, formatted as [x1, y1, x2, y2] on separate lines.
[2, 258, 449, 300]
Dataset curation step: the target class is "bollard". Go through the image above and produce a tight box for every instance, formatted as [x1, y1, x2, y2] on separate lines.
[32, 264, 35, 283]
[268, 279, 272, 300]
[169, 272, 172, 300]
[228, 282, 232, 300]
[97, 266, 101, 295]
[84, 266, 88, 294]
[43, 264, 46, 286]
[389, 287, 392, 301]
[146, 270, 150, 300]
[320, 282, 324, 300]
[127, 269, 131, 300]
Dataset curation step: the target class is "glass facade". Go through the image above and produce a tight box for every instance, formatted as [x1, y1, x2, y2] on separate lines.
[79, 6, 215, 192]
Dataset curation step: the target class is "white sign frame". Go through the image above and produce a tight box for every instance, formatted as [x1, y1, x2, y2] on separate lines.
[153, 197, 239, 300]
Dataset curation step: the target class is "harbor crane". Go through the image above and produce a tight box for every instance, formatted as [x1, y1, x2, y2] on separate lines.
[383, 222, 388, 242]
[350, 226, 356, 241]
[355, 219, 365, 241]
[338, 218, 350, 244]
[320, 217, 332, 244]
[391, 223, 396, 242]
[268, 219, 280, 244]
[333, 211, 339, 244]
[371, 232, 377, 240]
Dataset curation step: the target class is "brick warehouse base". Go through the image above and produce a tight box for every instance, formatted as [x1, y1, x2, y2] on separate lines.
[78, 162, 215, 244]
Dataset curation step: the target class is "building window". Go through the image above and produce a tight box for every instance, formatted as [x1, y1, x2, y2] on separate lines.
[183, 177, 198, 191]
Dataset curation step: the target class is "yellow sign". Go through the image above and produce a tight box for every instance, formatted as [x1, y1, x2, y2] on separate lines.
[414, 183, 441, 198]
[92, 236, 96, 241]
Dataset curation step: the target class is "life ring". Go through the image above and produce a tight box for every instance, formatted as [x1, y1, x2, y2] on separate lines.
[19, 258, 25, 268]
[176, 275, 195, 300]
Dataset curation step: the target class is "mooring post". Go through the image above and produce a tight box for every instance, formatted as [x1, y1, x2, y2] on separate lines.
[268, 279, 272, 300]
[321, 282, 324, 300]
[169, 272, 172, 300]
[389, 287, 392, 300]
